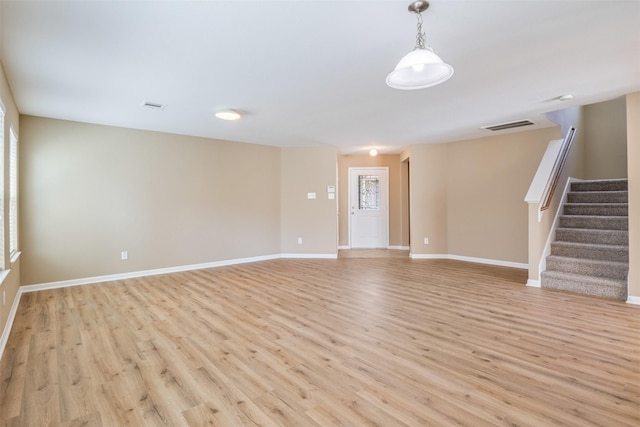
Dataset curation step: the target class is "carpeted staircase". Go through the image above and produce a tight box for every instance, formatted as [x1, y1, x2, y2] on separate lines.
[541, 179, 628, 300]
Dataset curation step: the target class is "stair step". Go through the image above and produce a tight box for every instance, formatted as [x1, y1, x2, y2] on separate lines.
[567, 191, 628, 204]
[571, 179, 628, 192]
[563, 203, 628, 216]
[559, 215, 628, 230]
[542, 179, 629, 301]
[545, 256, 628, 280]
[555, 228, 628, 246]
[550, 241, 628, 262]
[541, 270, 627, 300]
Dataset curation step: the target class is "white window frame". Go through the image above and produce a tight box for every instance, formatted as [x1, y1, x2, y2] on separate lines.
[9, 126, 18, 260]
[0, 103, 4, 268]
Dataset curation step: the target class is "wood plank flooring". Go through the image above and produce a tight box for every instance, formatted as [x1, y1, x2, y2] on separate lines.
[1, 258, 638, 426]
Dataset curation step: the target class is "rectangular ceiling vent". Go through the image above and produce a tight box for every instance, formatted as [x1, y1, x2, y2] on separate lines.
[482, 120, 534, 132]
[141, 101, 167, 110]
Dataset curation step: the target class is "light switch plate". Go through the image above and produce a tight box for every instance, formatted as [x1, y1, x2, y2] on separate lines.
[307, 192, 316, 199]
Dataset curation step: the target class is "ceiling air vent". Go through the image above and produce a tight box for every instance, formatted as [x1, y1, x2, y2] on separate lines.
[482, 120, 534, 132]
[140, 101, 167, 110]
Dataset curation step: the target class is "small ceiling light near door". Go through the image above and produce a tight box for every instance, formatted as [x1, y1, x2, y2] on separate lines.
[369, 149, 378, 157]
[215, 109, 241, 121]
[386, 1, 454, 90]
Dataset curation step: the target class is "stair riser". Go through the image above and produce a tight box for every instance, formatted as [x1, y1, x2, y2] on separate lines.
[555, 229, 628, 246]
[559, 216, 628, 230]
[571, 180, 628, 192]
[567, 191, 628, 204]
[545, 258, 628, 280]
[541, 273, 627, 300]
[563, 205, 628, 216]
[550, 243, 629, 262]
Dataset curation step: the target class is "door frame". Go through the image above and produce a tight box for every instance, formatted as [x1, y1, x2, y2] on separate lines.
[348, 166, 389, 248]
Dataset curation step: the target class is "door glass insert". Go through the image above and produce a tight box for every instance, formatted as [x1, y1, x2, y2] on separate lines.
[358, 175, 380, 210]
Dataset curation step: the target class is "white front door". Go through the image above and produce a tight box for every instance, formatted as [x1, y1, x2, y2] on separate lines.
[349, 167, 388, 248]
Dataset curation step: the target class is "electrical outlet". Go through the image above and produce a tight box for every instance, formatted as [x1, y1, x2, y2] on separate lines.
[297, 237, 303, 244]
[121, 250, 128, 260]
[424, 237, 429, 245]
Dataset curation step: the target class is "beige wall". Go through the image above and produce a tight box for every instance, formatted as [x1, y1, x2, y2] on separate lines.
[280, 146, 337, 255]
[408, 143, 449, 255]
[400, 159, 410, 247]
[626, 92, 639, 299]
[0, 60, 20, 347]
[408, 127, 562, 265]
[584, 97, 628, 179]
[337, 154, 406, 248]
[447, 127, 561, 264]
[20, 116, 283, 285]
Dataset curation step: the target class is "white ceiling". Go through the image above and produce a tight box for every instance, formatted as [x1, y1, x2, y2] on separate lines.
[1, 0, 639, 154]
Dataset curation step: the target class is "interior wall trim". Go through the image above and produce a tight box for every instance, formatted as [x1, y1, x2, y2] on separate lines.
[0, 287, 23, 361]
[410, 253, 528, 270]
[626, 296, 640, 305]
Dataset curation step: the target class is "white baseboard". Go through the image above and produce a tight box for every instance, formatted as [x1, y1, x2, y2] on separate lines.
[410, 253, 527, 270]
[626, 296, 640, 305]
[0, 287, 23, 361]
[337, 245, 350, 250]
[449, 255, 527, 269]
[410, 253, 448, 260]
[527, 279, 541, 287]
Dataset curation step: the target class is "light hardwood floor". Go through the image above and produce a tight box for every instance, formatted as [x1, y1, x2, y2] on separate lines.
[1, 258, 638, 426]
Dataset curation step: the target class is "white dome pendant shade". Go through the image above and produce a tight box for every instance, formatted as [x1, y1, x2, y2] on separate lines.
[386, 47, 454, 90]
[386, 1, 453, 90]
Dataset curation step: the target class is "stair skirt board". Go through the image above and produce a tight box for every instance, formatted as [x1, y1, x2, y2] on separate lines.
[409, 254, 527, 270]
[537, 178, 576, 279]
[541, 178, 629, 301]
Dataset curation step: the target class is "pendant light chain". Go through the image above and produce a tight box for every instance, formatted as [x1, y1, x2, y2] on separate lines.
[414, 10, 426, 50]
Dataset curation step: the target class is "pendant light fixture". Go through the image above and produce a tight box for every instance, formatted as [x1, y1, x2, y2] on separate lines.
[386, 1, 453, 90]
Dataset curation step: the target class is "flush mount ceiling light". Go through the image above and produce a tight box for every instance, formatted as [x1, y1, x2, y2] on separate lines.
[386, 1, 454, 90]
[369, 148, 378, 157]
[215, 109, 241, 121]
